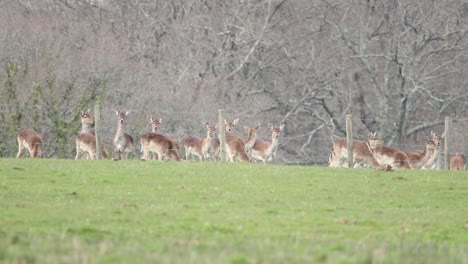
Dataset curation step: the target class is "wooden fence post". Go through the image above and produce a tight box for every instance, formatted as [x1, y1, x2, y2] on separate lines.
[346, 114, 353, 168]
[94, 104, 102, 160]
[444, 116, 451, 170]
[218, 109, 226, 162]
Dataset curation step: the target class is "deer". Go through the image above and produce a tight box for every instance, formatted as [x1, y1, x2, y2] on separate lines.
[421, 131, 445, 170]
[250, 124, 285, 164]
[450, 153, 466, 171]
[140, 130, 180, 162]
[16, 128, 42, 158]
[113, 110, 135, 160]
[224, 119, 250, 162]
[328, 139, 386, 170]
[367, 132, 410, 169]
[79, 109, 95, 135]
[404, 138, 438, 169]
[184, 122, 218, 161]
[244, 123, 260, 157]
[75, 109, 109, 160]
[147, 116, 180, 160]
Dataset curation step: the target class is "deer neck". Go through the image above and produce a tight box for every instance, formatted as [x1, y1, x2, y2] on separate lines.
[80, 121, 93, 134]
[425, 147, 439, 165]
[266, 136, 280, 156]
[245, 131, 257, 149]
[115, 123, 126, 140]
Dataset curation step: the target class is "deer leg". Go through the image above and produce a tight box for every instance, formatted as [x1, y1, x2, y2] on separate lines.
[16, 143, 25, 158]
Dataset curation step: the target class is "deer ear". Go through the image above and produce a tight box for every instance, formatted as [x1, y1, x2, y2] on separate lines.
[256, 123, 261, 128]
[204, 122, 209, 127]
[125, 110, 131, 116]
[279, 124, 285, 131]
[87, 109, 91, 113]
[268, 124, 273, 129]
[224, 120, 228, 125]
[233, 118, 239, 125]
[113, 110, 119, 116]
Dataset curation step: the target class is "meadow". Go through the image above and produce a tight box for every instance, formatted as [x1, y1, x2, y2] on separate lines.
[0, 159, 467, 264]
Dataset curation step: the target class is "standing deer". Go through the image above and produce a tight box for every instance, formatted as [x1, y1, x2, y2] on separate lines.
[16, 129, 42, 158]
[184, 122, 218, 161]
[113, 110, 135, 160]
[224, 119, 250, 162]
[140, 129, 180, 162]
[147, 116, 180, 160]
[75, 110, 109, 160]
[250, 124, 285, 164]
[404, 138, 438, 169]
[367, 132, 410, 169]
[422, 131, 445, 170]
[450, 153, 466, 171]
[328, 139, 385, 170]
[244, 123, 260, 157]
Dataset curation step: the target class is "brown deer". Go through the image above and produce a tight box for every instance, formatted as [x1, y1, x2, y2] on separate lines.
[244, 123, 260, 157]
[113, 110, 135, 160]
[16, 129, 42, 158]
[79, 109, 94, 135]
[450, 153, 466, 171]
[328, 139, 384, 169]
[224, 119, 250, 162]
[184, 122, 218, 161]
[422, 131, 445, 170]
[367, 132, 410, 169]
[147, 116, 180, 160]
[404, 138, 438, 169]
[140, 131, 180, 162]
[250, 124, 285, 164]
[75, 110, 109, 160]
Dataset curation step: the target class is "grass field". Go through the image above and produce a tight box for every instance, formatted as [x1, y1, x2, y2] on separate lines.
[0, 159, 467, 264]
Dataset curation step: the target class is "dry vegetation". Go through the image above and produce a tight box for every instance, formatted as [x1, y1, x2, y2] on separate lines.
[0, 0, 467, 162]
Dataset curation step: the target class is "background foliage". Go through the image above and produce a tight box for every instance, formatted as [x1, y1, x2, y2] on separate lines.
[1, 0, 467, 162]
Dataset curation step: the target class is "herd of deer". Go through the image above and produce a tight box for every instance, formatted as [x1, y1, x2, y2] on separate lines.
[328, 131, 466, 171]
[16, 109, 285, 164]
[13, 109, 467, 171]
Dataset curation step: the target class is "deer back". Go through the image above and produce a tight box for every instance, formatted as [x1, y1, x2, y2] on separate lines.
[367, 132, 410, 169]
[450, 153, 466, 171]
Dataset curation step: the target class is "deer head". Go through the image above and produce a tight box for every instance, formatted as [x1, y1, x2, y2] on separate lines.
[148, 115, 164, 132]
[81, 109, 94, 125]
[114, 110, 131, 125]
[367, 132, 383, 150]
[225, 118, 239, 132]
[268, 123, 285, 139]
[204, 122, 218, 138]
[430, 131, 445, 148]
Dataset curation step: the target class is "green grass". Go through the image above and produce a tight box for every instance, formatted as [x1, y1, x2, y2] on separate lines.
[0, 159, 467, 264]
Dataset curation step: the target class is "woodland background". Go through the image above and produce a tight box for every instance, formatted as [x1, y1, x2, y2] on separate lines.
[0, 0, 467, 164]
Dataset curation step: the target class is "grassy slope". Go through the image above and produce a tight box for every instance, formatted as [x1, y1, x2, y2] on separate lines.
[0, 159, 467, 264]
